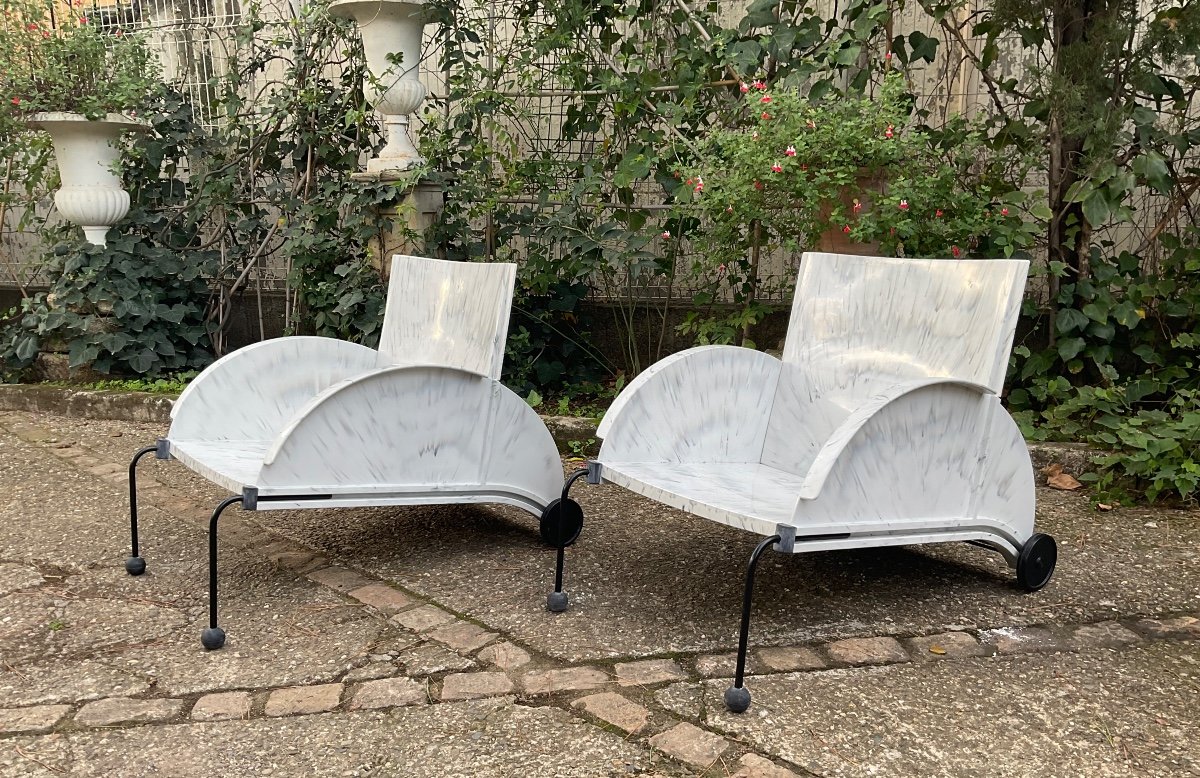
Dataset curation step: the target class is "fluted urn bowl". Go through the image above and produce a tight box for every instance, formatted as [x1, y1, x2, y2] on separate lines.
[27, 112, 149, 247]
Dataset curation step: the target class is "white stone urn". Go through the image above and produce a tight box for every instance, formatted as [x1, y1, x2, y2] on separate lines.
[329, 0, 429, 174]
[27, 112, 149, 247]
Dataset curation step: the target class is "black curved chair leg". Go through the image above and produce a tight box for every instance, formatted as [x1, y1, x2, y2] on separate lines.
[202, 495, 244, 650]
[546, 466, 591, 613]
[724, 534, 782, 714]
[125, 445, 160, 576]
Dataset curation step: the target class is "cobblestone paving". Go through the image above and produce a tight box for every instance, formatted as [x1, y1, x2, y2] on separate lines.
[1, 410, 1197, 776]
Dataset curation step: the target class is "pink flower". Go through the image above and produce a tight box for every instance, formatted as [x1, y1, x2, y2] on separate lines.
[785, 145, 796, 157]
[952, 245, 961, 258]
[752, 80, 766, 90]
[885, 52, 893, 61]
[884, 125, 894, 139]
[41, 31, 48, 38]
[693, 177, 704, 192]
[26, 22, 37, 30]
[842, 225, 851, 234]
[771, 163, 782, 173]
[726, 205, 733, 213]
[739, 82, 749, 93]
[1001, 207, 1009, 216]
[761, 111, 771, 120]
[661, 231, 671, 239]
[10, 97, 19, 106]
[686, 178, 693, 185]
[79, 16, 88, 23]
[760, 95, 772, 104]
[717, 263, 727, 275]
[852, 199, 862, 214]
[898, 199, 909, 210]
[935, 209, 944, 217]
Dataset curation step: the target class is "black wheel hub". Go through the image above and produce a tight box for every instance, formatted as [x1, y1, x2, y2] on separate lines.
[1017, 533, 1058, 592]
[540, 498, 584, 548]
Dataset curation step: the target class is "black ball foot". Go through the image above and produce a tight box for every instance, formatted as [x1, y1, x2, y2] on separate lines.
[540, 498, 585, 548]
[200, 627, 226, 650]
[547, 590, 569, 613]
[1016, 533, 1058, 592]
[125, 556, 146, 576]
[724, 684, 751, 713]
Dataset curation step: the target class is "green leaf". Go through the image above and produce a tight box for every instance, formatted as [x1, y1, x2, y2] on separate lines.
[1056, 308, 1090, 334]
[1057, 338, 1086, 361]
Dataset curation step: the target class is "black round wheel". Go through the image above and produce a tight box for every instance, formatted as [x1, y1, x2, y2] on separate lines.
[539, 498, 584, 548]
[1016, 533, 1057, 592]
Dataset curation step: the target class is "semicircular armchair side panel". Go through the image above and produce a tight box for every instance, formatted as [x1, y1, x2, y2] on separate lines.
[787, 383, 1032, 545]
[596, 345, 783, 464]
[168, 337, 384, 442]
[377, 254, 516, 379]
[258, 366, 559, 511]
[783, 253, 1028, 394]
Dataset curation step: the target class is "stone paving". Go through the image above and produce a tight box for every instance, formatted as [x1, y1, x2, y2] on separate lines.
[0, 409, 1198, 776]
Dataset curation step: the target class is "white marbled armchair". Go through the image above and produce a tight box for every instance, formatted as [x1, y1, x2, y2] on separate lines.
[125, 254, 571, 650]
[561, 252, 1057, 713]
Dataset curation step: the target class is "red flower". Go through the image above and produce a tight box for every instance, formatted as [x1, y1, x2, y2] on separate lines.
[785, 145, 796, 157]
[726, 205, 733, 213]
[26, 22, 37, 30]
[884, 125, 894, 139]
[10, 97, 19, 105]
[79, 16, 88, 24]
[806, 119, 816, 129]
[752, 80, 766, 90]
[42, 31, 49, 38]
[753, 180, 763, 191]
[661, 231, 671, 239]
[852, 199, 862, 214]
[761, 111, 771, 120]
[1001, 207, 1009, 216]
[771, 163, 782, 173]
[885, 52, 893, 61]
[935, 209, 944, 217]
[842, 225, 851, 234]
[898, 199, 909, 210]
[739, 82, 749, 93]
[760, 95, 772, 104]
[952, 245, 962, 258]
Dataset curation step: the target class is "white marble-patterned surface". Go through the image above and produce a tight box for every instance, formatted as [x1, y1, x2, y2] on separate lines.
[170, 337, 384, 443]
[377, 254, 516, 380]
[597, 251, 1036, 555]
[597, 346, 782, 464]
[783, 253, 1027, 394]
[165, 255, 561, 517]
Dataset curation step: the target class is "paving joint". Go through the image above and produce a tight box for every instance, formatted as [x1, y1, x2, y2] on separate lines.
[1, 410, 1196, 776]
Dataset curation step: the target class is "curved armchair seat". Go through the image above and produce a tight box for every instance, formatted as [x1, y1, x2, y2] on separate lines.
[600, 461, 805, 537]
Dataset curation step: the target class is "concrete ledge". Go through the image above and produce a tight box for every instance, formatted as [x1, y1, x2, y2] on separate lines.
[0, 384, 176, 423]
[0, 383, 1100, 473]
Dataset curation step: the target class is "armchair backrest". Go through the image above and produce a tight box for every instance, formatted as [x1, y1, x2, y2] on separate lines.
[377, 255, 517, 380]
[781, 252, 1028, 394]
